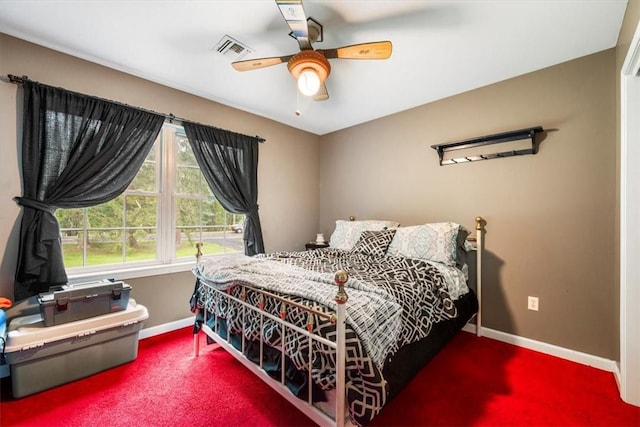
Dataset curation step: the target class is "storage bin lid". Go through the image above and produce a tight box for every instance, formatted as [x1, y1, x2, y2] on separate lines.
[4, 300, 148, 353]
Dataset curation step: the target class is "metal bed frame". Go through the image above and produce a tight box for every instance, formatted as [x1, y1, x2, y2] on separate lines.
[192, 216, 484, 427]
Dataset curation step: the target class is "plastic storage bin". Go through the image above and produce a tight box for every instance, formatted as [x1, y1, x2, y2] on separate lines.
[4, 300, 148, 398]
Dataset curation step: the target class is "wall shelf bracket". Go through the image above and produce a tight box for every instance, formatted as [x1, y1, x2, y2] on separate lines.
[431, 126, 544, 166]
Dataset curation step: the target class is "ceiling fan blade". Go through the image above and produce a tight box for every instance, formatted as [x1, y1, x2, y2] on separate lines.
[321, 41, 393, 60]
[275, 0, 312, 50]
[313, 83, 329, 101]
[232, 55, 293, 71]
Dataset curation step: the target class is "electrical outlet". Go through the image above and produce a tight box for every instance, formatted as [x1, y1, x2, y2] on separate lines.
[528, 296, 539, 311]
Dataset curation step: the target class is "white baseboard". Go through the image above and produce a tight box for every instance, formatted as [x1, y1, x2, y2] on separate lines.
[613, 361, 623, 392]
[138, 316, 194, 340]
[462, 324, 617, 373]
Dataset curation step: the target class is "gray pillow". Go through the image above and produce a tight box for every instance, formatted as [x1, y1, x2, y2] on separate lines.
[350, 229, 397, 257]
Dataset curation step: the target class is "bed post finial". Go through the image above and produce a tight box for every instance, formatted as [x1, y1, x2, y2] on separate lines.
[195, 242, 203, 261]
[349, 215, 356, 221]
[475, 216, 483, 230]
[334, 270, 349, 305]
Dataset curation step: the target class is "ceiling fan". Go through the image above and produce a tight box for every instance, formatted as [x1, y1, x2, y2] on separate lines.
[231, 0, 392, 101]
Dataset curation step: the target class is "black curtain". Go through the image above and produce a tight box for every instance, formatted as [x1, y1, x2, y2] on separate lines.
[182, 122, 264, 256]
[14, 80, 164, 301]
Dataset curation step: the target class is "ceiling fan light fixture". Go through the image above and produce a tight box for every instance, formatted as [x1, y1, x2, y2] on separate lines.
[297, 69, 321, 96]
[230, 1, 394, 103]
[287, 50, 330, 97]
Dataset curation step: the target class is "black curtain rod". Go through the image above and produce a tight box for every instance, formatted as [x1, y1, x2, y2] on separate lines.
[6, 74, 266, 143]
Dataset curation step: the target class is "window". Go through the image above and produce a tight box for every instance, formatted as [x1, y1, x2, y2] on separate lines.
[56, 123, 243, 274]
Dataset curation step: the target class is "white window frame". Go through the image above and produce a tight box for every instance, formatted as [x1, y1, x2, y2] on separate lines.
[63, 123, 239, 284]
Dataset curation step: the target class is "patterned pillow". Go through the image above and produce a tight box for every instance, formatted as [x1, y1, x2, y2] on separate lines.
[387, 222, 461, 266]
[350, 229, 397, 257]
[329, 220, 400, 250]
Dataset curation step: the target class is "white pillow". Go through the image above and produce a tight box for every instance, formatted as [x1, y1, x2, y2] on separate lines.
[329, 220, 400, 251]
[386, 222, 461, 266]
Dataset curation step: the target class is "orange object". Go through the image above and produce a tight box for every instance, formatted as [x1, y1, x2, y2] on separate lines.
[0, 297, 12, 309]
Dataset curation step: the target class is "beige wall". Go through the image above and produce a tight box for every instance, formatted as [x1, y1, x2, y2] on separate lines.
[0, 33, 623, 359]
[319, 50, 617, 359]
[0, 35, 320, 328]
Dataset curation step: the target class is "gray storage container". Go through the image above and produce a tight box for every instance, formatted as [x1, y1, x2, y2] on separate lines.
[4, 300, 148, 398]
[38, 279, 131, 326]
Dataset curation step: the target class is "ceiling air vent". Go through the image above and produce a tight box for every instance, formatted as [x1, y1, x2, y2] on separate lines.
[213, 35, 253, 61]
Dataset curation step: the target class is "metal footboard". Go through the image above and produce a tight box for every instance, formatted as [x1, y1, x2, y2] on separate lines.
[193, 264, 350, 427]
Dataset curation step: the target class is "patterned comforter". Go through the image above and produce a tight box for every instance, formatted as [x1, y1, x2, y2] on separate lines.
[192, 248, 465, 426]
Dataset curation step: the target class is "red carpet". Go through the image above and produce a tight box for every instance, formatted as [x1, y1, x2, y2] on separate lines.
[1, 328, 638, 427]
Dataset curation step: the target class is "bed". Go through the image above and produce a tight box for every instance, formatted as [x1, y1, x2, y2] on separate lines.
[190, 217, 483, 427]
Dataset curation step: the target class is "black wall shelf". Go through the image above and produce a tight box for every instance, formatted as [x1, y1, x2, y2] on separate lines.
[431, 126, 544, 166]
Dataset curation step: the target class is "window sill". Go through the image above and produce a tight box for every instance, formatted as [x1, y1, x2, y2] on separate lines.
[67, 261, 196, 284]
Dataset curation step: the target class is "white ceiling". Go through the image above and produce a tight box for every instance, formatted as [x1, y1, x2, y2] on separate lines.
[0, 0, 628, 135]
